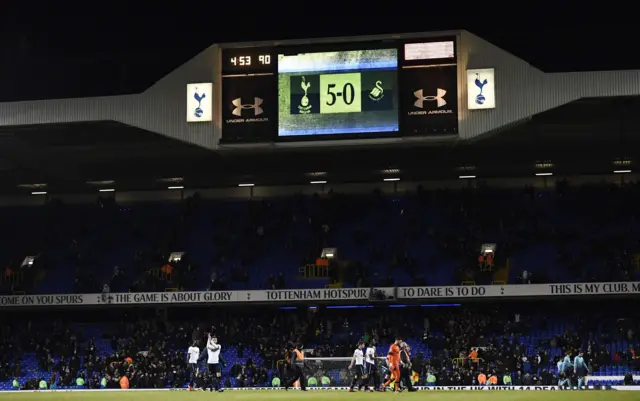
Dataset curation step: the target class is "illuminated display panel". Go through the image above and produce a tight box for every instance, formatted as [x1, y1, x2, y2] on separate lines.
[222, 48, 276, 75]
[220, 36, 459, 144]
[404, 41, 455, 61]
[401, 37, 457, 68]
[277, 48, 398, 138]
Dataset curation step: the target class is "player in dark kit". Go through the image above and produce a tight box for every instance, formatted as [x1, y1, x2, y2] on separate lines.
[399, 342, 416, 392]
[285, 343, 306, 391]
[379, 358, 391, 390]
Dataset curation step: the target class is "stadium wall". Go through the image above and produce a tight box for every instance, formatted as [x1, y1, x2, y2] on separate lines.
[0, 46, 219, 150]
[458, 31, 640, 140]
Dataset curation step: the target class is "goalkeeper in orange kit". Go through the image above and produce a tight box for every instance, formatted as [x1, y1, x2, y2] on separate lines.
[382, 336, 402, 392]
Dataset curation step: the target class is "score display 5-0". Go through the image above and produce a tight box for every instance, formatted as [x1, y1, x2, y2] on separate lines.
[289, 72, 394, 116]
[320, 73, 362, 114]
[229, 55, 272, 67]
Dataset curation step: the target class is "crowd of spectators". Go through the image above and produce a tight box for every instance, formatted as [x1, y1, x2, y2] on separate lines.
[413, 312, 639, 386]
[2, 183, 640, 296]
[2, 182, 640, 391]
[1, 301, 639, 390]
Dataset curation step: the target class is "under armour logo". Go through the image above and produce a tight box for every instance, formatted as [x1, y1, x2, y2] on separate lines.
[232, 97, 263, 116]
[413, 88, 447, 108]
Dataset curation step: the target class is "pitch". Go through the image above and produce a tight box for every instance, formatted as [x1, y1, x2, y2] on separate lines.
[0, 391, 636, 401]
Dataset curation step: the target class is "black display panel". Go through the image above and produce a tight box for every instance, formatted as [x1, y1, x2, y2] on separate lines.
[221, 47, 276, 75]
[221, 75, 277, 143]
[400, 65, 458, 136]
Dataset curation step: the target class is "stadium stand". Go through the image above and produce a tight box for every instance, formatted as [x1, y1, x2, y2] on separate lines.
[0, 302, 638, 390]
[1, 183, 640, 296]
[2, 29, 640, 394]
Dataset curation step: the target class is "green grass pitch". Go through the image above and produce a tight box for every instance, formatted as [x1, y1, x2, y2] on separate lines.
[0, 391, 636, 401]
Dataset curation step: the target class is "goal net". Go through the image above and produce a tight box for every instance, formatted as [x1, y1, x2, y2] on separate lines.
[300, 357, 387, 388]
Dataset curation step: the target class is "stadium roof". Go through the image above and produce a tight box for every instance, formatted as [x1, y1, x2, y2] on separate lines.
[0, 95, 638, 195]
[2, 29, 640, 196]
[0, 122, 216, 194]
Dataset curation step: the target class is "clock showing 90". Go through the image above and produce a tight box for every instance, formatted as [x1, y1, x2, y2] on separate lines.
[229, 54, 271, 67]
[222, 48, 275, 73]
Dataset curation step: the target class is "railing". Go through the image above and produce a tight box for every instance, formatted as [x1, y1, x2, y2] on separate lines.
[453, 357, 485, 367]
[148, 267, 172, 281]
[299, 264, 329, 278]
[1, 269, 24, 288]
[479, 264, 493, 272]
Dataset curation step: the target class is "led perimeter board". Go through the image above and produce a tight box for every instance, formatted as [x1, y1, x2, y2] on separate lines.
[220, 37, 458, 144]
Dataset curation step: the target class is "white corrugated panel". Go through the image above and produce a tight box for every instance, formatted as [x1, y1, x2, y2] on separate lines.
[0, 46, 219, 150]
[458, 31, 640, 140]
[0, 95, 136, 126]
[4, 32, 640, 147]
[458, 31, 544, 140]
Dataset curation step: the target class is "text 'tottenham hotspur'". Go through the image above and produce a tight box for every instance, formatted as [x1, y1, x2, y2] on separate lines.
[0, 282, 638, 307]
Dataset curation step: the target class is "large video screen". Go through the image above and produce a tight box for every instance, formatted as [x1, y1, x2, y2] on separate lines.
[278, 49, 398, 138]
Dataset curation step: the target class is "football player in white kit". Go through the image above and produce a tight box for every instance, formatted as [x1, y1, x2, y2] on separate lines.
[206, 334, 224, 392]
[187, 341, 200, 390]
[365, 339, 380, 391]
[348, 341, 368, 392]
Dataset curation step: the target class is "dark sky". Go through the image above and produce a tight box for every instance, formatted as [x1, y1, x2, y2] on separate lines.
[0, 7, 633, 102]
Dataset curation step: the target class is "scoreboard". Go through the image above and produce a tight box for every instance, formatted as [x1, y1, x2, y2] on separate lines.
[221, 38, 458, 144]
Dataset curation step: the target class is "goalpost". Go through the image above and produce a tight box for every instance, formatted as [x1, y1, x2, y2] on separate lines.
[300, 357, 387, 388]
